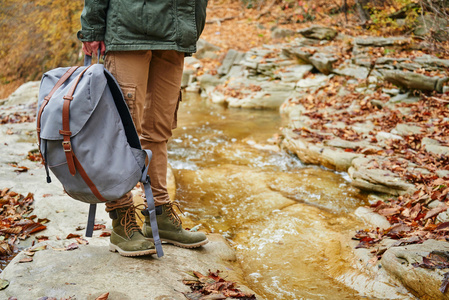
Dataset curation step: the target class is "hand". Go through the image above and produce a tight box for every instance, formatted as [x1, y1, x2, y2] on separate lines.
[82, 41, 106, 56]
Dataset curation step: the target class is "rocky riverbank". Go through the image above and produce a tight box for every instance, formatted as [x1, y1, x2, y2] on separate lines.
[185, 26, 449, 299]
[1, 26, 448, 298]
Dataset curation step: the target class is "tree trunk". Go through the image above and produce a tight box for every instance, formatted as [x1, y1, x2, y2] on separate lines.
[356, 0, 371, 23]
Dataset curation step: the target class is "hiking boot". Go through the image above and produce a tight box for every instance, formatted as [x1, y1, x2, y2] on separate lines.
[108, 205, 156, 257]
[142, 202, 208, 248]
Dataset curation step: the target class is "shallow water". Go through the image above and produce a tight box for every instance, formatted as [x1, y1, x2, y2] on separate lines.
[168, 93, 398, 299]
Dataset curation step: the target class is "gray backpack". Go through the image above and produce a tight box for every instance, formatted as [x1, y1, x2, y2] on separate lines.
[36, 58, 163, 257]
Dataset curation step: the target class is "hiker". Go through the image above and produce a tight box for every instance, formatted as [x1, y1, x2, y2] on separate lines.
[77, 0, 209, 256]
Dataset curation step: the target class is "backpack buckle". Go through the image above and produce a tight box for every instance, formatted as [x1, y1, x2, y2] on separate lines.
[62, 141, 72, 152]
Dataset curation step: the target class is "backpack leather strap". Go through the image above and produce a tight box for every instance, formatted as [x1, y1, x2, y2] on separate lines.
[37, 66, 79, 153]
[60, 66, 92, 176]
[59, 65, 107, 202]
[72, 154, 108, 202]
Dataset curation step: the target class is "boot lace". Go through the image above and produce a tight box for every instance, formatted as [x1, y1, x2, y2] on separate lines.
[120, 205, 141, 239]
[165, 201, 183, 227]
[107, 202, 141, 239]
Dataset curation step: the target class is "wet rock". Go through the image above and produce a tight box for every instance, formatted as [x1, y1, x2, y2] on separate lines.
[185, 81, 201, 93]
[382, 239, 449, 300]
[282, 130, 360, 171]
[348, 157, 415, 195]
[208, 90, 226, 104]
[309, 53, 337, 75]
[383, 70, 448, 93]
[195, 39, 221, 59]
[422, 138, 449, 156]
[271, 27, 296, 39]
[3, 81, 40, 106]
[355, 207, 391, 229]
[297, 25, 337, 40]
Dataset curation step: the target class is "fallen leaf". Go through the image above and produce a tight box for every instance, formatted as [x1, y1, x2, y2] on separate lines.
[425, 204, 448, 220]
[18, 257, 33, 263]
[99, 231, 111, 237]
[0, 227, 22, 234]
[66, 233, 81, 239]
[75, 237, 88, 245]
[65, 243, 79, 251]
[0, 279, 9, 290]
[14, 166, 29, 173]
[93, 224, 106, 231]
[30, 244, 47, 252]
[22, 223, 47, 235]
[95, 292, 109, 300]
[36, 235, 49, 242]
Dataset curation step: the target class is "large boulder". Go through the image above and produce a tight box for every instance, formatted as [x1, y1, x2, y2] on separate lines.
[382, 240, 449, 300]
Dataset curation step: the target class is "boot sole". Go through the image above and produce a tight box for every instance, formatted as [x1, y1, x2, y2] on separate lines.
[109, 243, 157, 257]
[147, 237, 209, 249]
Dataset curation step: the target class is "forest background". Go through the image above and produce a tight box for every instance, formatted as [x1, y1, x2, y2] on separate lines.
[0, 0, 448, 99]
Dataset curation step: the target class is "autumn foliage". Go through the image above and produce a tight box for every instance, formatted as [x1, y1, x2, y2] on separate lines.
[0, 0, 83, 85]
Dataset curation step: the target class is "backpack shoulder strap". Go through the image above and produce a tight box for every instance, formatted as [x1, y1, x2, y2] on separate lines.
[37, 66, 79, 151]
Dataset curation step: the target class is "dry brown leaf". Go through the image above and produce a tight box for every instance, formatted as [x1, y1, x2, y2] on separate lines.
[18, 257, 33, 263]
[95, 292, 109, 300]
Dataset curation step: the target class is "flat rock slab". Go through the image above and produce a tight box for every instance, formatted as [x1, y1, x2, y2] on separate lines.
[0, 234, 256, 299]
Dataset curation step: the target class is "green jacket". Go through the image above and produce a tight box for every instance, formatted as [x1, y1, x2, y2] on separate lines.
[77, 0, 208, 54]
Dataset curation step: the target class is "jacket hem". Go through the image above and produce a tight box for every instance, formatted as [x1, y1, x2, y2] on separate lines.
[106, 43, 197, 54]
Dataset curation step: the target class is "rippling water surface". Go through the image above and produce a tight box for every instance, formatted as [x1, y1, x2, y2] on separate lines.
[169, 93, 395, 300]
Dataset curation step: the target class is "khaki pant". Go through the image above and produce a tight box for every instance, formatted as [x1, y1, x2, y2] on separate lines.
[104, 50, 184, 209]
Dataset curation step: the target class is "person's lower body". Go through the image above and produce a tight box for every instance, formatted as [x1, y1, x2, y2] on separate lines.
[104, 50, 208, 255]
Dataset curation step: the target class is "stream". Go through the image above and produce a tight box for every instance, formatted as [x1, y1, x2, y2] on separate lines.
[168, 92, 387, 299]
